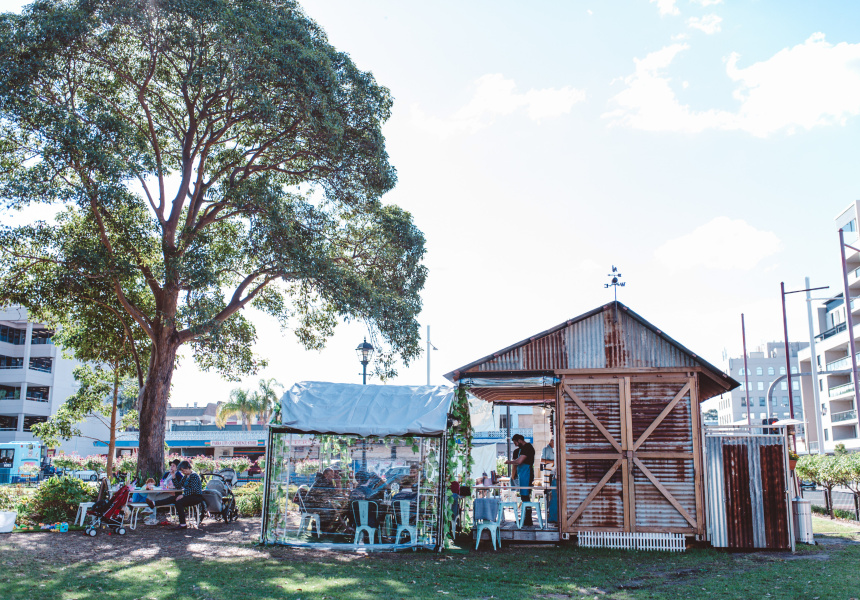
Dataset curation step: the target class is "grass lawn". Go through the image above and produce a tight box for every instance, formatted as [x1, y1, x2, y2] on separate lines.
[811, 514, 860, 535]
[4, 535, 860, 600]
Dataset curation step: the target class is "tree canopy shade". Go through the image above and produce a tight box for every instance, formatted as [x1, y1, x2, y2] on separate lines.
[0, 0, 427, 477]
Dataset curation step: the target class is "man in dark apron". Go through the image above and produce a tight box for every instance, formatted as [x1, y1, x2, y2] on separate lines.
[505, 433, 536, 526]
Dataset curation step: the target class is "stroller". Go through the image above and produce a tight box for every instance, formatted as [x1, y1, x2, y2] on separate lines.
[85, 483, 132, 536]
[200, 469, 239, 524]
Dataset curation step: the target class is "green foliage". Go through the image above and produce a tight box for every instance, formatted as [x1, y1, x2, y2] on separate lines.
[0, 486, 35, 525]
[0, 0, 427, 475]
[218, 378, 284, 430]
[52, 455, 85, 471]
[835, 443, 849, 456]
[28, 476, 96, 524]
[30, 365, 139, 460]
[235, 481, 263, 517]
[811, 503, 857, 521]
[443, 387, 474, 539]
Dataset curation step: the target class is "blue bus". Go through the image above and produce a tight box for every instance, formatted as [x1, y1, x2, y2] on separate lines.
[0, 441, 41, 484]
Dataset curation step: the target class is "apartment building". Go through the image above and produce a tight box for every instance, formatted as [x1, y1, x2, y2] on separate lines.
[718, 341, 806, 427]
[0, 306, 79, 449]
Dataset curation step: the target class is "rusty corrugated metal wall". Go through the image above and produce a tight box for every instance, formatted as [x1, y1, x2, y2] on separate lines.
[473, 308, 699, 373]
[704, 431, 791, 550]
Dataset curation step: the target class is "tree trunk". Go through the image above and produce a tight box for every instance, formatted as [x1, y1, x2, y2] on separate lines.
[106, 368, 119, 477]
[137, 331, 180, 479]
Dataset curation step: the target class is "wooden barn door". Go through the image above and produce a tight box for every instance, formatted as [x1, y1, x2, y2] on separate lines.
[558, 375, 703, 535]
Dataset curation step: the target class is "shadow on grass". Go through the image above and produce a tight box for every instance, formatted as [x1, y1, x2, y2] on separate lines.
[4, 535, 860, 600]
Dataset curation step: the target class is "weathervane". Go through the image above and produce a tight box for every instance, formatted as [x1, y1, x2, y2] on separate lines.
[604, 265, 625, 301]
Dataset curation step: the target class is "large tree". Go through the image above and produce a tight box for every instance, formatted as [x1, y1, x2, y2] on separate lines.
[0, 0, 426, 477]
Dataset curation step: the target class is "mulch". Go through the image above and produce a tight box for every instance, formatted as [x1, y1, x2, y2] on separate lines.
[0, 518, 381, 565]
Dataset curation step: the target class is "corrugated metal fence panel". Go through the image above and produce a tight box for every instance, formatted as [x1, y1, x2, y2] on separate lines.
[705, 433, 786, 549]
[634, 459, 696, 530]
[705, 436, 728, 547]
[630, 381, 693, 453]
[563, 383, 622, 452]
[760, 444, 790, 549]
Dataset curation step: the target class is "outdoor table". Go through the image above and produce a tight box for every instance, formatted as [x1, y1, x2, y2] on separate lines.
[472, 486, 557, 526]
[127, 488, 182, 529]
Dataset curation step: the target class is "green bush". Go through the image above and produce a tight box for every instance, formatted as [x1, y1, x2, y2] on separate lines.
[0, 486, 36, 525]
[28, 476, 97, 524]
[810, 503, 858, 521]
[234, 481, 262, 517]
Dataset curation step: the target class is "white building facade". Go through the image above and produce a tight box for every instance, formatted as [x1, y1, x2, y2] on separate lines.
[797, 201, 860, 453]
[718, 342, 806, 426]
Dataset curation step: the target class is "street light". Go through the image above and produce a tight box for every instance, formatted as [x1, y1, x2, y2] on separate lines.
[356, 338, 374, 385]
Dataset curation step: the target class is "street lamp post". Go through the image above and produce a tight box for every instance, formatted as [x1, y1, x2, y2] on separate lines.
[356, 338, 374, 385]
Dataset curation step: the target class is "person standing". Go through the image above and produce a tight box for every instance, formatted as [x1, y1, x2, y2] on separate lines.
[541, 438, 558, 524]
[505, 433, 536, 526]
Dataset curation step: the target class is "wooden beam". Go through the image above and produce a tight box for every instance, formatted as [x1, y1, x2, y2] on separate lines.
[556, 368, 703, 376]
[632, 381, 692, 451]
[565, 452, 623, 460]
[633, 457, 697, 528]
[563, 383, 622, 453]
[624, 377, 635, 532]
[556, 384, 569, 535]
[636, 452, 694, 460]
[566, 459, 622, 529]
[690, 376, 705, 536]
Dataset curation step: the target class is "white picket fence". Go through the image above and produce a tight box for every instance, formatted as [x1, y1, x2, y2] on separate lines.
[577, 531, 686, 552]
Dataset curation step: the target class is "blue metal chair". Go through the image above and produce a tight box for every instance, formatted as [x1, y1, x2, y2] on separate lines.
[474, 498, 502, 550]
[393, 499, 418, 547]
[352, 500, 380, 546]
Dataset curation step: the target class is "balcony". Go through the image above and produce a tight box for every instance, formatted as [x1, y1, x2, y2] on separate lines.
[817, 322, 847, 341]
[832, 410, 858, 423]
[826, 353, 860, 372]
[829, 381, 856, 398]
[473, 428, 533, 441]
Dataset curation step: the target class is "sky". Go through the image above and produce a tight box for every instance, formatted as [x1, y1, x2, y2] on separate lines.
[3, 0, 860, 411]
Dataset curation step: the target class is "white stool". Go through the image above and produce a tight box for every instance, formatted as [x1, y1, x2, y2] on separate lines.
[128, 503, 150, 530]
[75, 502, 95, 527]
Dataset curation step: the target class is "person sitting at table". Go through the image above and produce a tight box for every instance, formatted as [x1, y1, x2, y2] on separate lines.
[161, 459, 182, 489]
[171, 460, 205, 529]
[304, 468, 348, 532]
[131, 478, 156, 504]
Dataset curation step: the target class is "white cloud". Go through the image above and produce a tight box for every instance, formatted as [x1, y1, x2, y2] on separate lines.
[692, 0, 723, 6]
[688, 14, 722, 34]
[411, 74, 585, 137]
[654, 217, 781, 271]
[604, 34, 860, 136]
[651, 0, 680, 16]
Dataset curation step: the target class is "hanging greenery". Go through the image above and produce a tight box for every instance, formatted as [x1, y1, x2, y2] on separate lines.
[442, 386, 474, 542]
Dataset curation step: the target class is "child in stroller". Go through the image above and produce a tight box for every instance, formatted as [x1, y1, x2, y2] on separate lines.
[85, 482, 133, 536]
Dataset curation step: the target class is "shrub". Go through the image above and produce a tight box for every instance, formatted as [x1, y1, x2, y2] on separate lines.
[234, 481, 263, 517]
[83, 455, 107, 473]
[52, 455, 84, 471]
[28, 476, 97, 524]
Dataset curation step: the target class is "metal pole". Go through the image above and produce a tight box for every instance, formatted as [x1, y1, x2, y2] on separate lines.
[805, 276, 826, 455]
[506, 406, 512, 477]
[781, 282, 795, 420]
[840, 229, 860, 432]
[742, 314, 752, 427]
[362, 360, 367, 385]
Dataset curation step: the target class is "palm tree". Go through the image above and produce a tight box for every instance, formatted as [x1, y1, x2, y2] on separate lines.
[255, 378, 283, 424]
[216, 388, 258, 431]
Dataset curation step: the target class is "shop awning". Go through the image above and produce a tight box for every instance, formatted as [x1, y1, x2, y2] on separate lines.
[278, 381, 456, 437]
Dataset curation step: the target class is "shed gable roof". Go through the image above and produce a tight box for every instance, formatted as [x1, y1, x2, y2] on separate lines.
[444, 302, 738, 400]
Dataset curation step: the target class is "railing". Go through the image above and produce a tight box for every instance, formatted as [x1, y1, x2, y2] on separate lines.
[25, 395, 48, 403]
[0, 365, 23, 369]
[473, 428, 534, 440]
[832, 410, 858, 423]
[29, 365, 52, 373]
[829, 381, 855, 398]
[817, 322, 847, 341]
[826, 353, 860, 372]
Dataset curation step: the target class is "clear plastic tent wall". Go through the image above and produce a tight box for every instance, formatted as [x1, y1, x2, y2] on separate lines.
[261, 383, 455, 551]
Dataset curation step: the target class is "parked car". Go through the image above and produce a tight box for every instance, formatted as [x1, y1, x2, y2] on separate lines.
[799, 480, 816, 491]
[60, 469, 99, 481]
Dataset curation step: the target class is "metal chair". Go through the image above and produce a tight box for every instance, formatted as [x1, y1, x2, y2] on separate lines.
[294, 484, 321, 537]
[474, 498, 502, 550]
[393, 499, 418, 547]
[352, 500, 379, 546]
[517, 499, 545, 529]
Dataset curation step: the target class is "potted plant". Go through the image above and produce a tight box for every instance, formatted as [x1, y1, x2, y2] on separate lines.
[788, 449, 799, 471]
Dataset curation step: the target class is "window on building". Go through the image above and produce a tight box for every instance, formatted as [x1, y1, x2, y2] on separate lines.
[738, 367, 745, 376]
[768, 367, 774, 376]
[845, 219, 857, 232]
[740, 383, 745, 391]
[779, 366, 786, 375]
[819, 379, 824, 391]
[792, 381, 799, 391]
[499, 414, 508, 429]
[757, 382, 764, 391]
[759, 397, 765, 407]
[824, 429, 830, 441]
[791, 366, 798, 374]
[781, 398, 788, 406]
[0, 325, 25, 345]
[821, 403, 828, 415]
[741, 397, 747, 407]
[756, 367, 763, 376]
[780, 381, 787, 390]
[817, 355, 822, 367]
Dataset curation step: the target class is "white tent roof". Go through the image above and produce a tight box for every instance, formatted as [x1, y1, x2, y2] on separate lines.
[278, 381, 456, 437]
